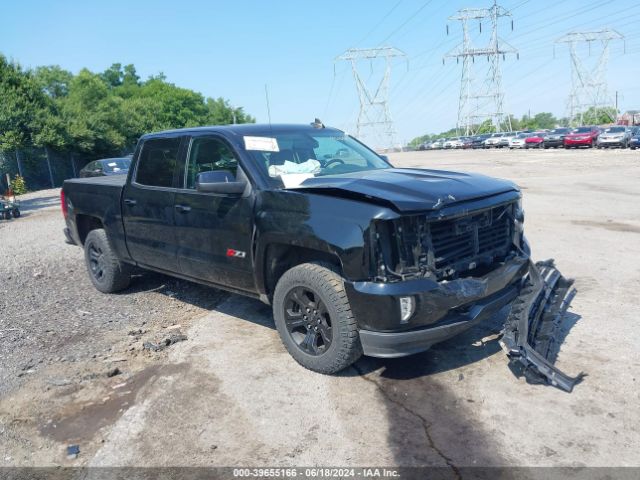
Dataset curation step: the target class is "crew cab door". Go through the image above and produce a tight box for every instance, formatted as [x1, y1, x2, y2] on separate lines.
[174, 134, 256, 292]
[122, 136, 184, 272]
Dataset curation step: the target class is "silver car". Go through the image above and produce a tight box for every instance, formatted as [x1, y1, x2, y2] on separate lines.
[596, 126, 631, 148]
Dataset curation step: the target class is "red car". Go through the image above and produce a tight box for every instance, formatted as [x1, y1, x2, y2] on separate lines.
[563, 126, 600, 148]
[525, 132, 546, 149]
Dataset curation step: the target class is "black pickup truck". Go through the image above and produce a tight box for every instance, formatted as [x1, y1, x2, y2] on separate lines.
[62, 123, 581, 390]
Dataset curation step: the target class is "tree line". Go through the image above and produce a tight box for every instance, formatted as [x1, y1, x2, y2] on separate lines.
[0, 55, 254, 185]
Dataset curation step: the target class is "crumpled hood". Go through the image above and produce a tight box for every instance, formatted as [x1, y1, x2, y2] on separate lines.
[289, 168, 519, 212]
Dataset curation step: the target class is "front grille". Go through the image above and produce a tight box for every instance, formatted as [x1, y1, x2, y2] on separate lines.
[374, 202, 515, 281]
[430, 204, 512, 272]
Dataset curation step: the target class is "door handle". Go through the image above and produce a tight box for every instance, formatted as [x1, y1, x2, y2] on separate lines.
[174, 204, 191, 213]
[124, 198, 137, 206]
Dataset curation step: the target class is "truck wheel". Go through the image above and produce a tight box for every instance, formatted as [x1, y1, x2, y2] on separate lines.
[3, 210, 12, 220]
[12, 208, 20, 218]
[84, 229, 131, 293]
[273, 262, 362, 374]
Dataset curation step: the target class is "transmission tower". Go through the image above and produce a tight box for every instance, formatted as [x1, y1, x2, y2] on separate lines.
[555, 29, 624, 127]
[336, 47, 407, 149]
[444, 0, 517, 135]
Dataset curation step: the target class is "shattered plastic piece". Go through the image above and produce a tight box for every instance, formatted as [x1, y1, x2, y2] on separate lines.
[66, 445, 80, 459]
[143, 334, 187, 352]
[500, 259, 585, 392]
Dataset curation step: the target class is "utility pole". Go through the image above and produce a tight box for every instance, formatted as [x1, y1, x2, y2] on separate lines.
[556, 29, 624, 126]
[445, 0, 517, 134]
[336, 47, 407, 149]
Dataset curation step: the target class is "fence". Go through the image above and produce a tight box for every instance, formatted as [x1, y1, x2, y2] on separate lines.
[0, 147, 132, 192]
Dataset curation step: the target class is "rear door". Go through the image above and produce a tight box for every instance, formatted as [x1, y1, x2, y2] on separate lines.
[122, 136, 184, 272]
[174, 134, 256, 292]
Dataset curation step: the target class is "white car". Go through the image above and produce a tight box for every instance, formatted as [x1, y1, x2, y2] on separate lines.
[483, 133, 505, 148]
[443, 137, 464, 149]
[509, 133, 531, 149]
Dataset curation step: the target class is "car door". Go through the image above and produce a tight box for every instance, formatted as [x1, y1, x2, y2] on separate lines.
[174, 134, 256, 292]
[122, 136, 184, 272]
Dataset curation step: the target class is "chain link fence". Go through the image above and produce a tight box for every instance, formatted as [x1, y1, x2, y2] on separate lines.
[0, 148, 132, 192]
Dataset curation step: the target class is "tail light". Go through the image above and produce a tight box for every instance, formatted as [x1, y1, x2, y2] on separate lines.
[60, 189, 68, 218]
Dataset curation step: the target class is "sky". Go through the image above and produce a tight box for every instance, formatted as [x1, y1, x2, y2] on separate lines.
[1, 0, 639, 146]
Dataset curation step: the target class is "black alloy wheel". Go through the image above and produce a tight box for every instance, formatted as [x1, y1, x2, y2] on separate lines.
[283, 286, 332, 356]
[88, 242, 106, 283]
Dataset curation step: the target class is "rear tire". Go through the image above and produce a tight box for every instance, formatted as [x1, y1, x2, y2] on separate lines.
[84, 229, 131, 293]
[12, 208, 20, 218]
[273, 262, 362, 374]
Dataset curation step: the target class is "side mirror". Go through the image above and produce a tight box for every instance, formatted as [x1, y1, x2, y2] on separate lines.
[196, 170, 246, 195]
[379, 154, 389, 162]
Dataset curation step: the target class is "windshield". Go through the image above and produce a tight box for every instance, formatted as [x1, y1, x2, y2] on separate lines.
[516, 133, 529, 138]
[102, 158, 130, 173]
[243, 130, 391, 187]
[572, 127, 592, 133]
[604, 127, 625, 133]
[552, 128, 570, 134]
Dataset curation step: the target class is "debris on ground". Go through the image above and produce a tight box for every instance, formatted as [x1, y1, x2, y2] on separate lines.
[66, 444, 80, 459]
[143, 334, 188, 352]
[106, 367, 121, 378]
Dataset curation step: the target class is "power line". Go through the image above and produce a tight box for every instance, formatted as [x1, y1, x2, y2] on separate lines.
[444, 0, 518, 134]
[556, 28, 625, 126]
[336, 47, 408, 149]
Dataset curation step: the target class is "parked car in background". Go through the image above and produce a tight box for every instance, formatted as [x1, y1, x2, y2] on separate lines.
[525, 132, 546, 149]
[564, 126, 600, 148]
[473, 134, 491, 148]
[430, 139, 444, 150]
[484, 133, 505, 148]
[418, 141, 430, 151]
[630, 127, 640, 150]
[542, 128, 571, 148]
[498, 132, 518, 148]
[443, 137, 464, 149]
[79, 157, 131, 178]
[509, 133, 531, 149]
[596, 126, 631, 148]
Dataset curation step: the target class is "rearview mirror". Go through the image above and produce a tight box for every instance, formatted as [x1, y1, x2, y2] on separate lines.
[196, 170, 246, 195]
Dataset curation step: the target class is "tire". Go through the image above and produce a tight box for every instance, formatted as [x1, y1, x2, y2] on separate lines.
[84, 229, 131, 293]
[3, 210, 12, 220]
[12, 208, 20, 218]
[273, 262, 362, 374]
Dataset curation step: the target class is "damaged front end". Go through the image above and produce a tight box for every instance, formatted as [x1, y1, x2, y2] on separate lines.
[500, 259, 584, 392]
[363, 197, 583, 392]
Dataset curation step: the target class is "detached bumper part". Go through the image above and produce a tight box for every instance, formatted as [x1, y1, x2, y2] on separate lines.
[500, 259, 584, 392]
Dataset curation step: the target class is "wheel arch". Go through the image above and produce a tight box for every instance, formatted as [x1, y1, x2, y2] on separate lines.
[75, 214, 105, 245]
[259, 243, 343, 300]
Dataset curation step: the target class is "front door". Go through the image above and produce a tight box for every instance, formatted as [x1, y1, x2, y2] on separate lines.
[174, 135, 256, 292]
[122, 136, 183, 272]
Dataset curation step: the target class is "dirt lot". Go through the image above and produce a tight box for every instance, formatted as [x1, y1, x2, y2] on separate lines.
[1, 147, 639, 470]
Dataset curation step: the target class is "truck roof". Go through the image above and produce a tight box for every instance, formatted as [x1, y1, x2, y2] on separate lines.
[141, 123, 344, 140]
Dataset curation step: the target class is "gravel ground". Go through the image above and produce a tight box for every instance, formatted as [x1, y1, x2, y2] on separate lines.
[0, 190, 228, 461]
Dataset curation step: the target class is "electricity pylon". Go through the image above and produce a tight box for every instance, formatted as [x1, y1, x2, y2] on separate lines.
[336, 47, 407, 149]
[445, 0, 517, 134]
[555, 29, 624, 127]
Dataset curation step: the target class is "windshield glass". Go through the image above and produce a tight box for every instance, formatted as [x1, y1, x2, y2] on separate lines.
[516, 133, 529, 138]
[604, 127, 625, 133]
[102, 158, 130, 173]
[552, 128, 570, 134]
[243, 130, 391, 187]
[572, 127, 592, 133]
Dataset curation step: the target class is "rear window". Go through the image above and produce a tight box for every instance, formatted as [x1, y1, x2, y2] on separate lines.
[103, 158, 131, 173]
[135, 138, 181, 187]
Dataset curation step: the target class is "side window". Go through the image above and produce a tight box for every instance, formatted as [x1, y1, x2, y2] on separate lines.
[185, 137, 238, 189]
[135, 137, 181, 188]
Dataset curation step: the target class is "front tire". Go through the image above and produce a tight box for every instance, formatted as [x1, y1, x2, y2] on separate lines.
[273, 262, 362, 374]
[84, 229, 131, 293]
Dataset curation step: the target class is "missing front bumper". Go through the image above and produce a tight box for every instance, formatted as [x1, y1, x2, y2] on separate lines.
[500, 259, 584, 392]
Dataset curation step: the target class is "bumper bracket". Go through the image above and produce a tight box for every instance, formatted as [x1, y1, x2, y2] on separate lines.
[500, 259, 584, 392]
